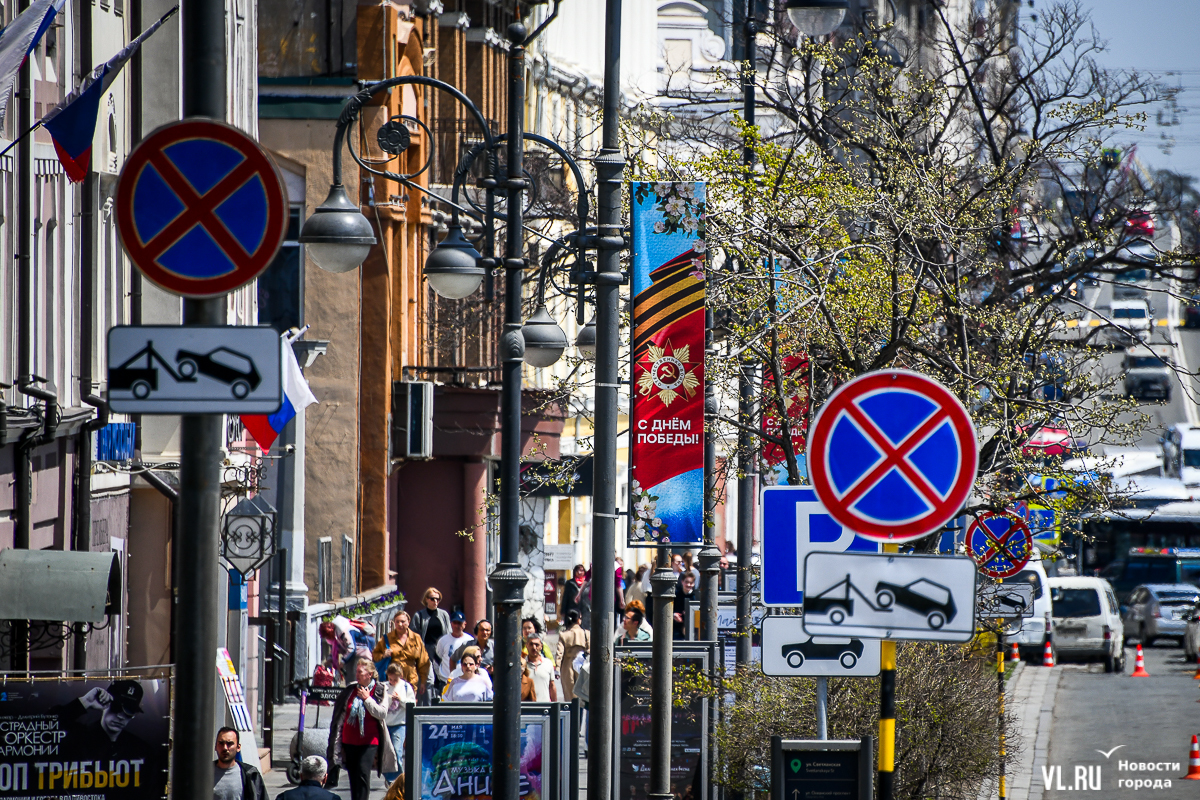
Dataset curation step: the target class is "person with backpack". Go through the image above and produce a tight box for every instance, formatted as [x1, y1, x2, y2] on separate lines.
[372, 610, 429, 691]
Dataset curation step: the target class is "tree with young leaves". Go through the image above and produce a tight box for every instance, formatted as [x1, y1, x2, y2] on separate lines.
[640, 0, 1192, 532]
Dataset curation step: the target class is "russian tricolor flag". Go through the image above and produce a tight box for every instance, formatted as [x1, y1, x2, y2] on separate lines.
[241, 336, 319, 453]
[0, 0, 65, 126]
[41, 7, 174, 182]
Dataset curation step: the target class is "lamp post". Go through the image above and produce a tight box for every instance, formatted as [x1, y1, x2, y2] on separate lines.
[298, 15, 621, 800]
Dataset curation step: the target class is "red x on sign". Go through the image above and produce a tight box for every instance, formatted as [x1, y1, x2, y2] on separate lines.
[809, 370, 978, 542]
[116, 119, 288, 298]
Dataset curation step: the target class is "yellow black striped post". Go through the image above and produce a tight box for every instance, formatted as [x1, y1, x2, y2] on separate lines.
[878, 543, 898, 800]
[998, 630, 1007, 800]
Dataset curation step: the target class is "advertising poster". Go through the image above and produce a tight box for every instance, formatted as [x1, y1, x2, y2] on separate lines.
[628, 181, 706, 546]
[0, 679, 170, 800]
[416, 719, 544, 800]
[615, 648, 708, 800]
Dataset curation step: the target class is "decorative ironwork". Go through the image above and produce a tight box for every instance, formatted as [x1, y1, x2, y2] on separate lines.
[221, 494, 278, 578]
[377, 118, 412, 155]
[0, 618, 113, 660]
[222, 456, 269, 503]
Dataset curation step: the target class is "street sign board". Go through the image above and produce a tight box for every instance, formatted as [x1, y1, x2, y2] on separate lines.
[772, 737, 873, 800]
[967, 512, 1033, 578]
[808, 370, 978, 543]
[760, 486, 881, 607]
[802, 551, 977, 642]
[116, 119, 289, 298]
[977, 583, 1035, 619]
[107, 325, 282, 414]
[760, 616, 880, 677]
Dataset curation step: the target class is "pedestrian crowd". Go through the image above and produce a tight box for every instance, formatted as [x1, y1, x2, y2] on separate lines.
[214, 546, 731, 800]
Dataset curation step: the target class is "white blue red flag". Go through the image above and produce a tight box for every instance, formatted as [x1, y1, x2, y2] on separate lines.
[41, 6, 175, 182]
[241, 336, 319, 453]
[0, 0, 65, 126]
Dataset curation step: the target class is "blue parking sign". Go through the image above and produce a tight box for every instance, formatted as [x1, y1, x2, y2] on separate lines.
[760, 486, 880, 606]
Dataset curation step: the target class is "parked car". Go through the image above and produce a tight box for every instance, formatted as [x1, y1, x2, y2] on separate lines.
[1008, 558, 1055, 663]
[1121, 583, 1200, 646]
[1162, 425, 1200, 486]
[1184, 292, 1200, 328]
[1047, 576, 1125, 672]
[1106, 299, 1152, 343]
[1122, 344, 1173, 402]
[1099, 547, 1200, 601]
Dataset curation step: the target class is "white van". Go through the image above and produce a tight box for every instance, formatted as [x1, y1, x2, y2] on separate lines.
[1006, 557, 1054, 662]
[1047, 576, 1125, 672]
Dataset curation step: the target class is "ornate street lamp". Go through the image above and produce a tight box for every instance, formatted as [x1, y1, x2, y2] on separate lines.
[299, 183, 377, 274]
[424, 224, 486, 299]
[785, 0, 849, 36]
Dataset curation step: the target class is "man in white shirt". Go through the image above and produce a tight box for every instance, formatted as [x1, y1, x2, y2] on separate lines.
[435, 611, 474, 682]
[525, 635, 557, 702]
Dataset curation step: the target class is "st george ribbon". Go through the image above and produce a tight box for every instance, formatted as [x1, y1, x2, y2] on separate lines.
[628, 182, 706, 546]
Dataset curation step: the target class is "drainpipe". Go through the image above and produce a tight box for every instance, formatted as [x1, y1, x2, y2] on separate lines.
[14, 378, 59, 673]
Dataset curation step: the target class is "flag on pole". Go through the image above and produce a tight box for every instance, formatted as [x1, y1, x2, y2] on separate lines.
[241, 336, 319, 453]
[0, 0, 65, 126]
[41, 5, 176, 182]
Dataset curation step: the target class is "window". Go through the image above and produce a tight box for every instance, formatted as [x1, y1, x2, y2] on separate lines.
[341, 535, 353, 597]
[1183, 450, 1200, 469]
[1050, 588, 1102, 618]
[1113, 307, 1146, 319]
[1012, 569, 1043, 599]
[257, 206, 303, 333]
[317, 537, 332, 603]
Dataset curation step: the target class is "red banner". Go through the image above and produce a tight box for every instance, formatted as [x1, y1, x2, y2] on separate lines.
[761, 354, 810, 467]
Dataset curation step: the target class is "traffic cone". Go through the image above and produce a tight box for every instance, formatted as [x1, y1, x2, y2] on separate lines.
[1042, 639, 1054, 667]
[1183, 735, 1200, 780]
[1011, 642, 1020, 661]
[1131, 644, 1150, 677]
[1192, 653, 1200, 680]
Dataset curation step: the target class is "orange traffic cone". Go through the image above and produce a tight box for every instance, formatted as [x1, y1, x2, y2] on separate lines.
[1042, 639, 1054, 667]
[1131, 644, 1150, 677]
[1192, 653, 1200, 680]
[1183, 735, 1200, 780]
[1011, 642, 1020, 661]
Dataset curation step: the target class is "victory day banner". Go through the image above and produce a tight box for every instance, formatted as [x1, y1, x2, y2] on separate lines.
[0, 679, 170, 799]
[628, 182, 706, 546]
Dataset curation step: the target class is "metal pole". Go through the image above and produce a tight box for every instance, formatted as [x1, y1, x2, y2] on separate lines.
[490, 24, 531, 800]
[174, 0, 227, 794]
[698, 309, 720, 644]
[997, 631, 1006, 800]
[816, 676, 828, 740]
[649, 548, 677, 800]
[587, 2, 624, 799]
[276, 547, 288, 702]
[734, 5, 758, 670]
[877, 539, 900, 800]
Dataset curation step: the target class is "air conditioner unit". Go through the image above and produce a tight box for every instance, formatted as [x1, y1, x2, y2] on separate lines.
[392, 381, 434, 459]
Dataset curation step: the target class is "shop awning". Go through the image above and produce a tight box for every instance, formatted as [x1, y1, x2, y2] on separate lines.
[0, 549, 121, 622]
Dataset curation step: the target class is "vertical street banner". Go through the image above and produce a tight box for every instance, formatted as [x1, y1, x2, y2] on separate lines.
[0, 679, 171, 799]
[628, 182, 706, 546]
[761, 354, 810, 473]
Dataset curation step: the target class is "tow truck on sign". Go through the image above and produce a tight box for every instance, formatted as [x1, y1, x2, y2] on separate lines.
[109, 341, 195, 399]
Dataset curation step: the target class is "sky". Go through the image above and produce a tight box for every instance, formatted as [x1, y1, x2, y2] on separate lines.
[1080, 0, 1200, 181]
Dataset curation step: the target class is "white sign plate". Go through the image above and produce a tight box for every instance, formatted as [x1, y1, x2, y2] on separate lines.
[802, 552, 977, 642]
[543, 544, 576, 571]
[977, 583, 1035, 619]
[107, 325, 282, 414]
[760, 616, 881, 677]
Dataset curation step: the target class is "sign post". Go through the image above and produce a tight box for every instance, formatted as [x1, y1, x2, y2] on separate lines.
[114, 109, 288, 800]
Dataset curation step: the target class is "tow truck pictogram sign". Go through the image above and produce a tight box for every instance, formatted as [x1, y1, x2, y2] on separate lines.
[107, 325, 281, 414]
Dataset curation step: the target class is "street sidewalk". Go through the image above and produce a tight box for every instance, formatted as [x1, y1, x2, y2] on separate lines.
[261, 701, 390, 800]
[977, 660, 1063, 800]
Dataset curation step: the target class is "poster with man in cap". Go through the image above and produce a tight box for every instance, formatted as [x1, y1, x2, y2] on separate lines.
[0, 678, 169, 799]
